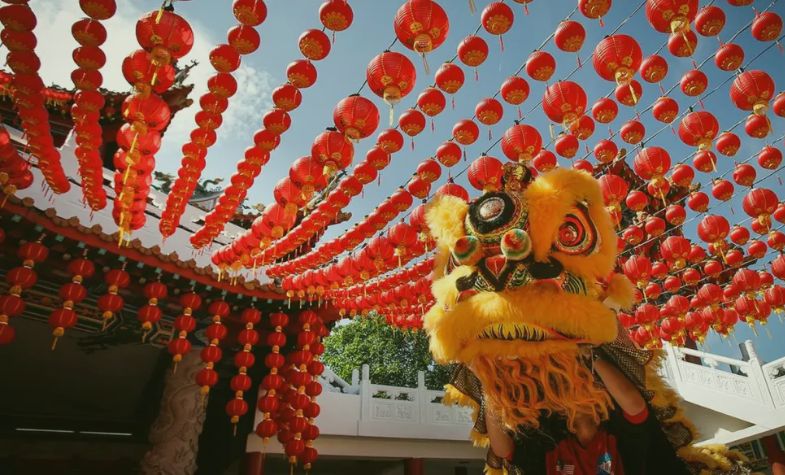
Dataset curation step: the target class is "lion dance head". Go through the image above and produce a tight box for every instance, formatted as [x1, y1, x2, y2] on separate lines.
[424, 165, 635, 431]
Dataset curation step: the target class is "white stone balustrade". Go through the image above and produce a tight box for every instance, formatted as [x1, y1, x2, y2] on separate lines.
[247, 340, 785, 458]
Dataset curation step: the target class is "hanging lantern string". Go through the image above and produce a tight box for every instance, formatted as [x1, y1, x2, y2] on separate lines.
[264, 1, 664, 273]
[278, 13, 785, 303]
[252, 5, 582, 272]
[569, 33, 785, 196]
[617, 148, 785, 260]
[620, 218, 785, 305]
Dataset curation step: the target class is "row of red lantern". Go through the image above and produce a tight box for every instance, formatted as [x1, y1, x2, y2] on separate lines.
[256, 311, 325, 470]
[189, 0, 356, 248]
[68, 0, 115, 211]
[256, 312, 289, 443]
[159, 0, 267, 239]
[281, 311, 323, 468]
[211, 127, 400, 272]
[226, 307, 262, 431]
[222, 2, 543, 272]
[95, 266, 130, 329]
[325, 257, 434, 303]
[0, 125, 33, 196]
[112, 9, 193, 239]
[249, 0, 529, 273]
[195, 299, 231, 398]
[0, 236, 48, 346]
[332, 276, 434, 324]
[623, 273, 785, 348]
[267, 186, 414, 278]
[277, 197, 451, 300]
[0, 2, 69, 193]
[49, 254, 95, 350]
[138, 281, 167, 338]
[167, 291, 202, 366]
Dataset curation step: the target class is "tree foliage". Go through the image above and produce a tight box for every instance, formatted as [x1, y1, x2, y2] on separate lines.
[322, 314, 454, 390]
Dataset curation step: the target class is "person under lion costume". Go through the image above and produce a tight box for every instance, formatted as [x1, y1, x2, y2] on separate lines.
[423, 164, 753, 474]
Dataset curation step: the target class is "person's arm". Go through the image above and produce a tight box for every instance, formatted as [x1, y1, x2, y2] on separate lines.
[484, 404, 515, 461]
[593, 356, 647, 417]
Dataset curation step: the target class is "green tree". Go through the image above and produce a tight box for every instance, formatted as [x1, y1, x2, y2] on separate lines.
[322, 314, 454, 390]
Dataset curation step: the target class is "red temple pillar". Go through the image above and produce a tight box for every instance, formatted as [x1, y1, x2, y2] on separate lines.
[763, 435, 785, 475]
[241, 452, 264, 475]
[404, 458, 424, 475]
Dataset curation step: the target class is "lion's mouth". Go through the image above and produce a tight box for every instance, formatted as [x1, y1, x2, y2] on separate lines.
[477, 322, 578, 342]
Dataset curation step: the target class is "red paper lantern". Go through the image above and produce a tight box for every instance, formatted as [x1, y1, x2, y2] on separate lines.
[542, 81, 586, 128]
[640, 54, 668, 83]
[652, 96, 679, 123]
[299, 29, 331, 61]
[333, 95, 379, 140]
[645, 0, 699, 34]
[436, 142, 462, 167]
[729, 70, 775, 115]
[319, 0, 352, 31]
[615, 79, 643, 107]
[758, 146, 782, 170]
[436, 181, 469, 202]
[287, 59, 317, 88]
[745, 114, 770, 139]
[500, 76, 530, 106]
[417, 87, 446, 117]
[233, 0, 268, 26]
[620, 120, 645, 145]
[366, 51, 417, 106]
[680, 69, 708, 97]
[594, 139, 618, 163]
[554, 134, 579, 159]
[715, 132, 740, 157]
[434, 62, 465, 94]
[592, 97, 618, 123]
[593, 34, 643, 85]
[667, 30, 698, 57]
[394, 109, 425, 142]
[751, 12, 783, 42]
[80, 0, 117, 20]
[695, 5, 725, 36]
[714, 43, 744, 71]
[272, 84, 303, 111]
[457, 35, 489, 68]
[533, 149, 557, 172]
[468, 155, 504, 192]
[452, 119, 480, 145]
[475, 98, 504, 126]
[679, 111, 719, 150]
[732, 164, 756, 187]
[393, 0, 450, 54]
[579, 0, 611, 22]
[525, 51, 556, 82]
[554, 20, 586, 52]
[501, 124, 542, 163]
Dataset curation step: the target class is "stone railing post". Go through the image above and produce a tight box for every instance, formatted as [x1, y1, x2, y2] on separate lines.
[741, 340, 777, 409]
[417, 370, 427, 424]
[360, 364, 371, 421]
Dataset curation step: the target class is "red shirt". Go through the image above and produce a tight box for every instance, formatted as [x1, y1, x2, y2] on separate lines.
[545, 428, 623, 475]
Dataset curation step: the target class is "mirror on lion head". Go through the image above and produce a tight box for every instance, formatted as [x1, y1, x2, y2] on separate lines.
[424, 164, 635, 431]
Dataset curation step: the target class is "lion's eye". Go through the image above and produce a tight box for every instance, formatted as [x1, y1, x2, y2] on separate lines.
[553, 205, 598, 255]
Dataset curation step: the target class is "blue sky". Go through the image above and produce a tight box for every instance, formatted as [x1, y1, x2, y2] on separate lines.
[35, 0, 785, 361]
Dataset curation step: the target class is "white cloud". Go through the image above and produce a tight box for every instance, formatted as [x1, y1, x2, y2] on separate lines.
[30, 1, 273, 153]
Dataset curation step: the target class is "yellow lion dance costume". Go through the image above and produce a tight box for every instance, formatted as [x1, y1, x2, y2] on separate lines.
[423, 165, 752, 474]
